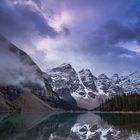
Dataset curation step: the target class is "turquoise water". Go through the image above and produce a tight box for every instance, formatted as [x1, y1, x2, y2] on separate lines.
[0, 112, 140, 140]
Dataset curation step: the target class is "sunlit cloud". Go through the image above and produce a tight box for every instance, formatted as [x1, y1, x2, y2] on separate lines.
[134, 48, 140, 53]
[120, 54, 134, 59]
[119, 41, 140, 54]
[48, 11, 72, 32]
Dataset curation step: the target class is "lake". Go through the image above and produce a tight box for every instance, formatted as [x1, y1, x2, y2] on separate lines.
[0, 112, 140, 140]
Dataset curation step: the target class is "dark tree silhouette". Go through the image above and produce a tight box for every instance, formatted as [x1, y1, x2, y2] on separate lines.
[100, 94, 140, 112]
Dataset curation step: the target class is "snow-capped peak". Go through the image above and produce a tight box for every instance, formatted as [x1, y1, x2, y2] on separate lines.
[45, 63, 140, 110]
[111, 73, 120, 84]
[79, 69, 97, 92]
[117, 71, 140, 93]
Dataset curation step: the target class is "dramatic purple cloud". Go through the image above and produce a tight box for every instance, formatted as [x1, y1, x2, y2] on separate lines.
[0, 0, 140, 76]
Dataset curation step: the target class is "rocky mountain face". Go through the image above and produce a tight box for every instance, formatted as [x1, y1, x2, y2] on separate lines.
[79, 69, 97, 93]
[96, 74, 123, 96]
[47, 63, 140, 110]
[112, 71, 140, 94]
[0, 35, 43, 88]
[0, 34, 61, 112]
[47, 64, 108, 110]
[45, 64, 85, 110]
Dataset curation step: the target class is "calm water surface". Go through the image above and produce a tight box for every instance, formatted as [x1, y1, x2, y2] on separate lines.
[0, 112, 140, 140]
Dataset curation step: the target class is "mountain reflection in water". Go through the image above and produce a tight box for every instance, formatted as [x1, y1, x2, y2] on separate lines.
[0, 112, 140, 140]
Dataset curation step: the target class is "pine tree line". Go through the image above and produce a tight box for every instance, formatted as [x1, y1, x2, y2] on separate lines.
[100, 93, 140, 112]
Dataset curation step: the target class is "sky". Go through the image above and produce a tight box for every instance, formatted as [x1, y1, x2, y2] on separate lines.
[0, 0, 140, 76]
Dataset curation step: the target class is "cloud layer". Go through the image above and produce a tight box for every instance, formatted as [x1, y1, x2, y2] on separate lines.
[0, 0, 140, 76]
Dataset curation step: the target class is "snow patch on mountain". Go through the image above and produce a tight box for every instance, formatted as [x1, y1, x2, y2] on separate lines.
[48, 64, 98, 99]
[47, 64, 109, 110]
[47, 63, 140, 109]
[116, 71, 140, 94]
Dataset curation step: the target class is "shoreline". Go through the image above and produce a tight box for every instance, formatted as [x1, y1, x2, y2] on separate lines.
[0, 110, 140, 114]
[92, 111, 140, 114]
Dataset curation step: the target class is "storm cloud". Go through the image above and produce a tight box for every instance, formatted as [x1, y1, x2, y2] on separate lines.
[0, 0, 140, 76]
[0, 0, 57, 38]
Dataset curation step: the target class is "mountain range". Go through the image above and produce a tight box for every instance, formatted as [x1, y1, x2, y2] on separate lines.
[46, 63, 140, 110]
[0, 34, 140, 111]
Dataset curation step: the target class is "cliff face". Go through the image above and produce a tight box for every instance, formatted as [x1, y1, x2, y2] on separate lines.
[0, 34, 59, 112]
[0, 34, 45, 88]
[46, 64, 109, 110]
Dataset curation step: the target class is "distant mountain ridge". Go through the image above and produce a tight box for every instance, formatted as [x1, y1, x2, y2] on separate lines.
[47, 63, 140, 110]
[112, 71, 140, 93]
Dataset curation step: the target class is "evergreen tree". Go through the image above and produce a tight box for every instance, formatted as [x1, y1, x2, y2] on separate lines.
[100, 93, 140, 112]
